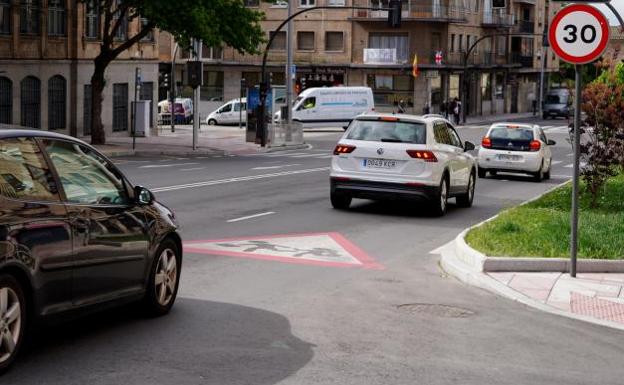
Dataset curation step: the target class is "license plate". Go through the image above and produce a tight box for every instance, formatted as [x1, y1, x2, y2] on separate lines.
[497, 154, 522, 161]
[363, 158, 397, 169]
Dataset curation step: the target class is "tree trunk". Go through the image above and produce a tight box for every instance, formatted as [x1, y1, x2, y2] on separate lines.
[90, 58, 108, 145]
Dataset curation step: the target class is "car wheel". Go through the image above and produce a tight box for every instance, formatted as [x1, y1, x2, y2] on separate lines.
[542, 114, 548, 120]
[0, 274, 26, 374]
[143, 239, 181, 316]
[478, 168, 486, 179]
[533, 161, 544, 183]
[490, 170, 497, 177]
[431, 175, 449, 216]
[544, 159, 552, 180]
[208, 119, 217, 126]
[457, 170, 476, 208]
[330, 192, 352, 210]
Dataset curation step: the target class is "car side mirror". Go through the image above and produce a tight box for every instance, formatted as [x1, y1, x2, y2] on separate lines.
[464, 141, 476, 151]
[134, 186, 154, 205]
[547, 139, 556, 146]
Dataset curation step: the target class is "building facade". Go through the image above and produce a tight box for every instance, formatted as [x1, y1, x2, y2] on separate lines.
[0, 0, 159, 137]
[161, 0, 560, 120]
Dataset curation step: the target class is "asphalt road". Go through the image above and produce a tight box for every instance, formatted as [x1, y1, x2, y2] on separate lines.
[5, 117, 624, 385]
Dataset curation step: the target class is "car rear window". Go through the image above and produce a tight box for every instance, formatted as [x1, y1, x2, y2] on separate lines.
[346, 120, 426, 144]
[488, 126, 535, 151]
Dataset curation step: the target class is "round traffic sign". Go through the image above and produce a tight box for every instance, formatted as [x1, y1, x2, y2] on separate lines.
[549, 4, 610, 64]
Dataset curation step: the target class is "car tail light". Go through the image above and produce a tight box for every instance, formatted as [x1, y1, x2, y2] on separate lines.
[406, 150, 438, 162]
[481, 137, 492, 148]
[333, 144, 356, 155]
[530, 140, 541, 151]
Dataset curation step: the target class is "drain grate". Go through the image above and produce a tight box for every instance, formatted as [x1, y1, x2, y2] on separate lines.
[396, 303, 475, 318]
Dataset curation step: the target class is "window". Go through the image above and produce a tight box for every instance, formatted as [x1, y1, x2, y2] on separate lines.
[20, 76, 40, 128]
[48, 0, 65, 36]
[328, 0, 345, 6]
[139, 81, 154, 127]
[297, 31, 315, 51]
[325, 32, 344, 52]
[299, 0, 315, 7]
[466, 35, 471, 52]
[218, 103, 232, 113]
[0, 0, 10, 34]
[112, 83, 128, 132]
[244, 0, 259, 6]
[269, 31, 286, 51]
[431, 32, 441, 51]
[433, 121, 452, 145]
[346, 120, 426, 144]
[242, 72, 260, 87]
[202, 44, 223, 59]
[20, 0, 40, 34]
[83, 84, 92, 135]
[0, 77, 11, 124]
[368, 33, 409, 62]
[270, 71, 285, 85]
[85, 0, 99, 38]
[366, 74, 413, 106]
[495, 73, 504, 99]
[0, 138, 59, 201]
[200, 71, 224, 101]
[446, 123, 463, 148]
[43, 140, 129, 205]
[497, 35, 506, 56]
[297, 97, 316, 110]
[458, 35, 464, 52]
[481, 73, 492, 101]
[113, 2, 127, 41]
[450, 34, 455, 52]
[48, 75, 66, 130]
[140, 17, 153, 42]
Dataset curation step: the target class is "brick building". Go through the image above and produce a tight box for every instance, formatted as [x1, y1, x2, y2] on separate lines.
[0, 0, 159, 137]
[161, 0, 560, 119]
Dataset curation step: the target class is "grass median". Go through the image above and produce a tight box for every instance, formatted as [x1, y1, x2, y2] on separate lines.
[465, 174, 624, 260]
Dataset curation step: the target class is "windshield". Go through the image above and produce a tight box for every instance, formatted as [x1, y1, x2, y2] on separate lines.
[546, 94, 567, 104]
[346, 120, 426, 144]
[489, 127, 534, 141]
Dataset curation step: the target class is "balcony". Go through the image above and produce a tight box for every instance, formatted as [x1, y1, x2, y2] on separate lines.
[515, 19, 535, 34]
[481, 11, 514, 27]
[352, 1, 467, 23]
[510, 52, 534, 68]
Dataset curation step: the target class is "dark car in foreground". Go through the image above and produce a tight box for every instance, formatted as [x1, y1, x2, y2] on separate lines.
[0, 130, 182, 372]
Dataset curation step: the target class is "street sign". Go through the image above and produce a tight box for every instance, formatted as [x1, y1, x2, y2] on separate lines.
[548, 4, 610, 64]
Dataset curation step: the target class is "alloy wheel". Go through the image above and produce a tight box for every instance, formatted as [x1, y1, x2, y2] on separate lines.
[440, 179, 448, 212]
[0, 287, 21, 364]
[155, 248, 178, 307]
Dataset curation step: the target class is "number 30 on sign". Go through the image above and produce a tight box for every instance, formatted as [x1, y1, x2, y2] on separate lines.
[549, 4, 610, 65]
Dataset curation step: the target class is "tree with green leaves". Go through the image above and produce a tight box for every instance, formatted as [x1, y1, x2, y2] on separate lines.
[82, 0, 264, 145]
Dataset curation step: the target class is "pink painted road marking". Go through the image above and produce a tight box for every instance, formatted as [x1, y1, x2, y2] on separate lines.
[184, 232, 383, 270]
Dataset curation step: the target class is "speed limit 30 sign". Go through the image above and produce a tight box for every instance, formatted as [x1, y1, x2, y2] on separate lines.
[549, 4, 610, 64]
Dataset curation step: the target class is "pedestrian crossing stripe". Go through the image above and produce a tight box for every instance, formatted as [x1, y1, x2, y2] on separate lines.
[184, 232, 382, 269]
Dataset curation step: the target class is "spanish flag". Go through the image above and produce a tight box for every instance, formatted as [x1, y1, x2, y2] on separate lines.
[412, 53, 419, 78]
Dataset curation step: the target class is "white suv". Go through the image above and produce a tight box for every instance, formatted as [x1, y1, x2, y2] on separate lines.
[330, 114, 477, 216]
[478, 123, 556, 182]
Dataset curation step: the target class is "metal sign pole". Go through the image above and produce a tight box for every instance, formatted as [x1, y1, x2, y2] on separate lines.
[570, 65, 582, 277]
[132, 67, 141, 150]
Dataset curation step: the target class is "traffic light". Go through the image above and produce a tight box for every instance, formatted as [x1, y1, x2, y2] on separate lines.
[161, 73, 169, 89]
[388, 0, 401, 28]
[492, 0, 506, 8]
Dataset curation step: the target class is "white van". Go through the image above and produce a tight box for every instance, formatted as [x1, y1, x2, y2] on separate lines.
[206, 98, 246, 125]
[275, 87, 374, 128]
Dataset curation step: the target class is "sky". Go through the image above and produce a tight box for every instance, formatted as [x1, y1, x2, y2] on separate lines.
[592, 0, 624, 25]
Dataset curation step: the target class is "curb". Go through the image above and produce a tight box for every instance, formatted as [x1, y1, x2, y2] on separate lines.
[264, 143, 311, 153]
[458, 113, 535, 127]
[99, 148, 227, 158]
[439, 180, 624, 331]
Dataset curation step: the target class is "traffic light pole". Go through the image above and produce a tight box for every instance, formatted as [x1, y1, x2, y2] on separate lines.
[258, 3, 400, 146]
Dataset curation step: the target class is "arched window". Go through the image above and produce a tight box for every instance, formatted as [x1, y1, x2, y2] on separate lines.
[0, 77, 11, 124]
[21, 76, 40, 128]
[48, 75, 66, 130]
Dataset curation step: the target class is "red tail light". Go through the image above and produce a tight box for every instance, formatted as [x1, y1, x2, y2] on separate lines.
[481, 137, 492, 148]
[406, 150, 438, 162]
[333, 144, 356, 155]
[529, 140, 541, 151]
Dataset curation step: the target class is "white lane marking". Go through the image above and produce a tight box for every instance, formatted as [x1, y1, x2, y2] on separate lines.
[551, 160, 563, 165]
[181, 167, 206, 171]
[315, 155, 333, 159]
[564, 162, 586, 168]
[151, 167, 330, 193]
[262, 152, 309, 157]
[139, 162, 200, 169]
[290, 153, 333, 158]
[251, 164, 301, 170]
[227, 211, 275, 223]
[552, 174, 572, 179]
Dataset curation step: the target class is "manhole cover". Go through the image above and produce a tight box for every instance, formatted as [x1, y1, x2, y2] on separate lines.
[396, 303, 475, 318]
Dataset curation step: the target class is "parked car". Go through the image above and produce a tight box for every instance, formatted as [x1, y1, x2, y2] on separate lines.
[330, 114, 477, 216]
[0, 130, 182, 373]
[478, 123, 556, 182]
[158, 98, 194, 124]
[206, 98, 246, 125]
[274, 87, 375, 129]
[543, 88, 572, 119]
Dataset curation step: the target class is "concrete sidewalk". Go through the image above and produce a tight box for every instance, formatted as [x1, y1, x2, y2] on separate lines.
[92, 124, 308, 157]
[455, 112, 536, 127]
